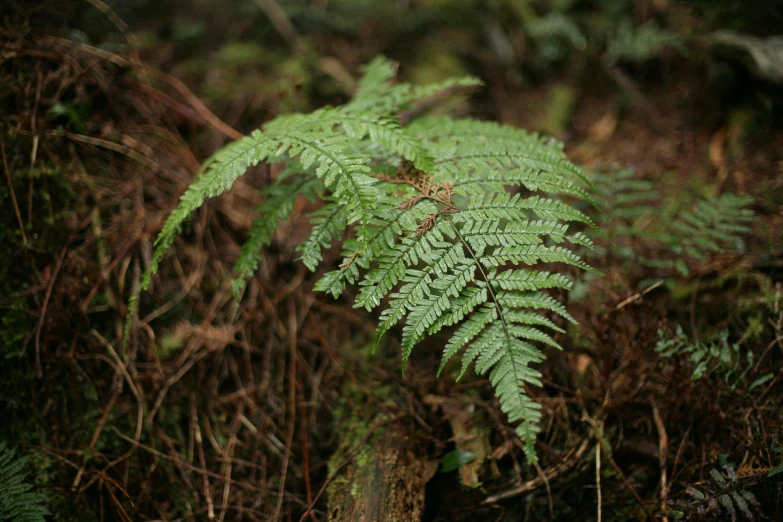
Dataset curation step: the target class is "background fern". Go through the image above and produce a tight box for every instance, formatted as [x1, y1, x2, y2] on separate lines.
[667, 465, 764, 521]
[605, 19, 686, 65]
[128, 56, 597, 463]
[590, 167, 659, 262]
[647, 193, 754, 277]
[587, 167, 754, 281]
[655, 326, 772, 392]
[0, 443, 49, 522]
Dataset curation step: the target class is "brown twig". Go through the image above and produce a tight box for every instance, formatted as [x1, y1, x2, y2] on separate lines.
[482, 438, 591, 504]
[84, 0, 143, 67]
[652, 403, 670, 522]
[596, 437, 602, 522]
[218, 401, 244, 522]
[612, 279, 664, 313]
[298, 378, 317, 522]
[193, 407, 216, 520]
[46, 130, 160, 170]
[669, 424, 691, 488]
[39, 36, 244, 141]
[33, 246, 67, 377]
[85, 330, 145, 482]
[533, 460, 554, 519]
[254, 0, 303, 48]
[584, 415, 655, 520]
[273, 298, 299, 520]
[141, 68, 244, 141]
[72, 389, 120, 488]
[0, 124, 27, 247]
[111, 428, 311, 505]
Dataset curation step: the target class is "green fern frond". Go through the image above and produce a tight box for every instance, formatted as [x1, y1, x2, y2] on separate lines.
[366, 77, 484, 117]
[675, 465, 763, 521]
[605, 19, 685, 65]
[353, 212, 445, 310]
[452, 193, 596, 229]
[312, 199, 433, 297]
[348, 55, 398, 109]
[127, 55, 597, 463]
[655, 326, 769, 391]
[403, 77, 484, 108]
[125, 131, 280, 344]
[592, 167, 658, 231]
[232, 168, 323, 297]
[586, 168, 754, 280]
[490, 270, 573, 292]
[648, 193, 754, 276]
[0, 443, 49, 522]
[268, 106, 434, 170]
[297, 200, 348, 272]
[410, 116, 590, 187]
[261, 131, 377, 225]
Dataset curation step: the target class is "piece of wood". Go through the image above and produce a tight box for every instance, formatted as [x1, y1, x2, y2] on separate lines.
[327, 423, 437, 522]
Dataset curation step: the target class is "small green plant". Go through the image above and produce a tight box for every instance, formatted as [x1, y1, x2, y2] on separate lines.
[590, 167, 659, 261]
[667, 466, 764, 521]
[588, 167, 754, 280]
[647, 193, 754, 277]
[525, 12, 587, 65]
[0, 442, 49, 522]
[655, 326, 771, 391]
[127, 56, 598, 462]
[605, 19, 686, 65]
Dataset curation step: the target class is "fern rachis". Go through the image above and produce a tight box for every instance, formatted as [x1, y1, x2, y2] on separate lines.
[126, 56, 597, 463]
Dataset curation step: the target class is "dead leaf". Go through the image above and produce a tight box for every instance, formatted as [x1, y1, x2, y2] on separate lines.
[588, 111, 618, 142]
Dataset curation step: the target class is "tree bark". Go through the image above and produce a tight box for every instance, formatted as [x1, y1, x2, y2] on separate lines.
[327, 422, 437, 522]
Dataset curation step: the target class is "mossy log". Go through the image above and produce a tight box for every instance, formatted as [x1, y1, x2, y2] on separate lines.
[327, 422, 437, 522]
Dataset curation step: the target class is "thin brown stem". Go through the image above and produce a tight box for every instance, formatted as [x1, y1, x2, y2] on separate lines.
[0, 124, 27, 246]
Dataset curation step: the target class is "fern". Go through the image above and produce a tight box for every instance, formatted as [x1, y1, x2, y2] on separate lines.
[646, 193, 754, 277]
[655, 326, 771, 392]
[525, 12, 587, 65]
[592, 167, 658, 238]
[587, 168, 754, 280]
[0, 442, 49, 522]
[668, 466, 764, 521]
[127, 56, 597, 463]
[605, 19, 686, 65]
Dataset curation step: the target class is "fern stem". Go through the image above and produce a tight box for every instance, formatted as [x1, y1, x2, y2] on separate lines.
[446, 218, 511, 348]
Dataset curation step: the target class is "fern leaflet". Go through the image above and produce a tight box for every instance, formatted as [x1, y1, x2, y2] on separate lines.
[0, 443, 49, 522]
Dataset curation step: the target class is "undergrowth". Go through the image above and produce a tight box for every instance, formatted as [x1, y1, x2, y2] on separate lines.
[655, 325, 773, 392]
[589, 167, 754, 283]
[4, 2, 781, 519]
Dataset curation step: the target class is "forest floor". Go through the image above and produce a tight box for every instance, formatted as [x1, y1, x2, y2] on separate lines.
[1, 1, 781, 521]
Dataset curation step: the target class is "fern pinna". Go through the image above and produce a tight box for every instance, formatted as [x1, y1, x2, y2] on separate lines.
[0, 443, 49, 522]
[127, 56, 596, 462]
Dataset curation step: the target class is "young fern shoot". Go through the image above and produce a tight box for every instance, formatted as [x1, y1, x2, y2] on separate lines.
[126, 56, 596, 463]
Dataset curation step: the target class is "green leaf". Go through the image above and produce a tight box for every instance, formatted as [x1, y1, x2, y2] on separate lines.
[0, 442, 50, 522]
[749, 373, 773, 391]
[439, 450, 476, 473]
